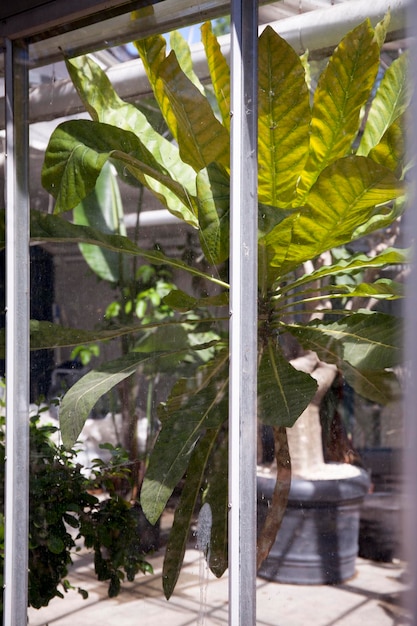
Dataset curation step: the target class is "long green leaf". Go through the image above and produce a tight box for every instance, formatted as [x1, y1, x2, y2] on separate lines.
[277, 248, 408, 295]
[358, 52, 410, 156]
[136, 36, 229, 171]
[258, 340, 317, 428]
[201, 21, 230, 130]
[73, 161, 127, 283]
[258, 26, 310, 205]
[59, 350, 185, 448]
[162, 425, 223, 599]
[158, 51, 230, 171]
[28, 210, 229, 289]
[266, 156, 404, 277]
[23, 319, 212, 356]
[27, 319, 146, 352]
[196, 163, 230, 264]
[134, 35, 180, 143]
[141, 353, 229, 524]
[298, 19, 379, 195]
[284, 312, 402, 370]
[203, 430, 228, 578]
[170, 30, 205, 94]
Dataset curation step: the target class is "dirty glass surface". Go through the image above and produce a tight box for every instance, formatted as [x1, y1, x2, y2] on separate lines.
[0, 1, 412, 624]
[24, 6, 237, 624]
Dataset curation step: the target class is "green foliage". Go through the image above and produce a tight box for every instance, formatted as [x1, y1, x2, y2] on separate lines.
[0, 410, 153, 616]
[39, 18, 409, 597]
[73, 161, 128, 284]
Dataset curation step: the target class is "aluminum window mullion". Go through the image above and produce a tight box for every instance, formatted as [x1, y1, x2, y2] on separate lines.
[3, 38, 30, 626]
[229, 1, 258, 624]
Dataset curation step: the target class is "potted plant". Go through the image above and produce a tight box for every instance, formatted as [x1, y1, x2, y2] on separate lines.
[33, 16, 408, 596]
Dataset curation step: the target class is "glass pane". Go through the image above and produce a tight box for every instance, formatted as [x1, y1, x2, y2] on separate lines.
[255, 12, 409, 626]
[26, 8, 234, 624]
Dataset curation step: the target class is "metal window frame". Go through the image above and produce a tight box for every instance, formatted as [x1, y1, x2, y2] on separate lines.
[229, 1, 258, 623]
[3, 38, 30, 626]
[1, 1, 415, 624]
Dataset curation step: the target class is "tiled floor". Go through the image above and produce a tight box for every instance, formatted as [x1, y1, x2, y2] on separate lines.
[27, 547, 411, 626]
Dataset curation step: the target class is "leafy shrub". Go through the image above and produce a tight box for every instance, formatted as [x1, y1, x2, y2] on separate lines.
[0, 408, 154, 615]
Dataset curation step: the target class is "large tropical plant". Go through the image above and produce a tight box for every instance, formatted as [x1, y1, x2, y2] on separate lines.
[34, 18, 408, 597]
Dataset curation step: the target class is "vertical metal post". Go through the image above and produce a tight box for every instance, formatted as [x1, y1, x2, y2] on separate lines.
[3, 38, 30, 626]
[229, 1, 258, 625]
[404, 5, 417, 623]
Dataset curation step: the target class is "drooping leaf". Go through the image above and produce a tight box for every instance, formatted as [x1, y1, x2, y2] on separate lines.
[42, 119, 198, 223]
[368, 114, 406, 176]
[42, 121, 109, 213]
[298, 19, 380, 195]
[66, 54, 198, 221]
[266, 156, 404, 277]
[73, 162, 128, 283]
[170, 29, 205, 94]
[258, 26, 310, 205]
[0, 318, 210, 362]
[136, 36, 229, 171]
[141, 352, 229, 524]
[201, 21, 231, 130]
[358, 52, 410, 156]
[59, 351, 176, 448]
[28, 210, 229, 289]
[203, 428, 228, 579]
[27, 319, 148, 353]
[341, 362, 401, 404]
[277, 248, 408, 295]
[162, 426, 222, 599]
[196, 163, 230, 264]
[257, 340, 317, 428]
[284, 311, 402, 371]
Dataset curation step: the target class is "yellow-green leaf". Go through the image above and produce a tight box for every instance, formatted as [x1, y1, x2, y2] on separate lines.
[298, 20, 380, 195]
[136, 36, 229, 171]
[258, 26, 310, 205]
[358, 52, 410, 156]
[201, 21, 231, 130]
[196, 163, 230, 264]
[170, 29, 205, 94]
[159, 51, 230, 170]
[267, 156, 404, 277]
[66, 54, 198, 225]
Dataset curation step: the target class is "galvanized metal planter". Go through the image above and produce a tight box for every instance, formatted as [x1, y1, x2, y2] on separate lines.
[257, 467, 370, 585]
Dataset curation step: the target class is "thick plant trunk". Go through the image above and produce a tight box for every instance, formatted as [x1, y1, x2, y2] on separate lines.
[287, 352, 337, 479]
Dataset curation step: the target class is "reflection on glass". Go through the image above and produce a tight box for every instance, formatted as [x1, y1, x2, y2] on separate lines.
[0, 3, 409, 623]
